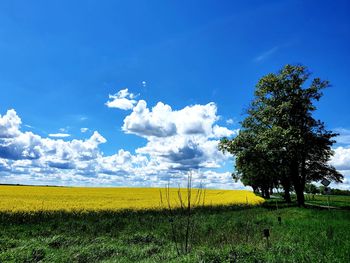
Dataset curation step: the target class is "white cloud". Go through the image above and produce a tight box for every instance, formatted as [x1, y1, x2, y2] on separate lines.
[328, 147, 350, 190]
[0, 131, 43, 160]
[212, 125, 237, 138]
[330, 146, 350, 170]
[0, 97, 239, 189]
[174, 103, 218, 136]
[122, 100, 233, 139]
[122, 98, 235, 172]
[0, 109, 22, 138]
[2, 102, 349, 191]
[123, 101, 177, 137]
[226, 118, 234, 125]
[105, 88, 137, 110]
[330, 169, 350, 190]
[0, 108, 106, 166]
[80, 128, 89, 133]
[48, 133, 71, 138]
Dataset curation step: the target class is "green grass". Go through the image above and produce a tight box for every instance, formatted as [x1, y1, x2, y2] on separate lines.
[268, 193, 350, 209]
[304, 194, 350, 209]
[0, 205, 349, 262]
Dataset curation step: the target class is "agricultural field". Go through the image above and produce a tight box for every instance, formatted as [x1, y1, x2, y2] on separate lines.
[0, 186, 264, 212]
[304, 194, 350, 209]
[0, 186, 349, 262]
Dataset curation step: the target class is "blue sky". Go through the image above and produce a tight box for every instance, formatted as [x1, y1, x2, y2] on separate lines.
[0, 0, 350, 189]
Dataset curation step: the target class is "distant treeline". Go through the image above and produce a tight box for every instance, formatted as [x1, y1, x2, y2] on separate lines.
[0, 183, 62, 187]
[305, 183, 350, 196]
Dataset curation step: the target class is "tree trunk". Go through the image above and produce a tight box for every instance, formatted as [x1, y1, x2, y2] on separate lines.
[282, 181, 292, 203]
[284, 188, 291, 203]
[295, 184, 305, 207]
[290, 159, 305, 206]
[293, 175, 305, 207]
[263, 187, 270, 199]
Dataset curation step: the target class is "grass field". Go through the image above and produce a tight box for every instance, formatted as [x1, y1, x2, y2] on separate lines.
[0, 186, 264, 212]
[304, 194, 350, 209]
[0, 186, 349, 262]
[0, 206, 349, 262]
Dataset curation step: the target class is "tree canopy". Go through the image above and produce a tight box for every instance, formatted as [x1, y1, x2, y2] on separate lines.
[220, 64, 343, 206]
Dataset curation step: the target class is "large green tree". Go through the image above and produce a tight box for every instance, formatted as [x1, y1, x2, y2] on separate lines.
[220, 65, 343, 206]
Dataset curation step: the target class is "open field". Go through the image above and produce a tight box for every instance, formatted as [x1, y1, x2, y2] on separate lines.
[0, 186, 264, 212]
[0, 186, 349, 262]
[0, 206, 349, 262]
[304, 194, 350, 209]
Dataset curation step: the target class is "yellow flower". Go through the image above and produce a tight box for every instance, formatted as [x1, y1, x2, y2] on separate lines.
[0, 186, 264, 212]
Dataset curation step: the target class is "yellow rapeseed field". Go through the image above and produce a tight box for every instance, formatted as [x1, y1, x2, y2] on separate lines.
[0, 186, 264, 212]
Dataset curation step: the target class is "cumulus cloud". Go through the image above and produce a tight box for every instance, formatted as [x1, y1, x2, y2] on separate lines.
[122, 100, 233, 139]
[121, 97, 236, 172]
[330, 146, 350, 170]
[212, 125, 237, 138]
[328, 146, 350, 190]
[49, 133, 71, 138]
[135, 135, 227, 172]
[105, 88, 137, 110]
[0, 93, 239, 189]
[0, 108, 107, 171]
[123, 101, 177, 137]
[0, 131, 42, 160]
[0, 109, 22, 138]
[3, 101, 348, 190]
[80, 128, 89, 133]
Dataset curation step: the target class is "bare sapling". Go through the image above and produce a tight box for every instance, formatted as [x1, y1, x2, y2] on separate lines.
[159, 171, 206, 255]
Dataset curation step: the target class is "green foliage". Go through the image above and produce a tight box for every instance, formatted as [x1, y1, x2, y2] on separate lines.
[220, 64, 343, 205]
[305, 183, 320, 194]
[305, 184, 350, 197]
